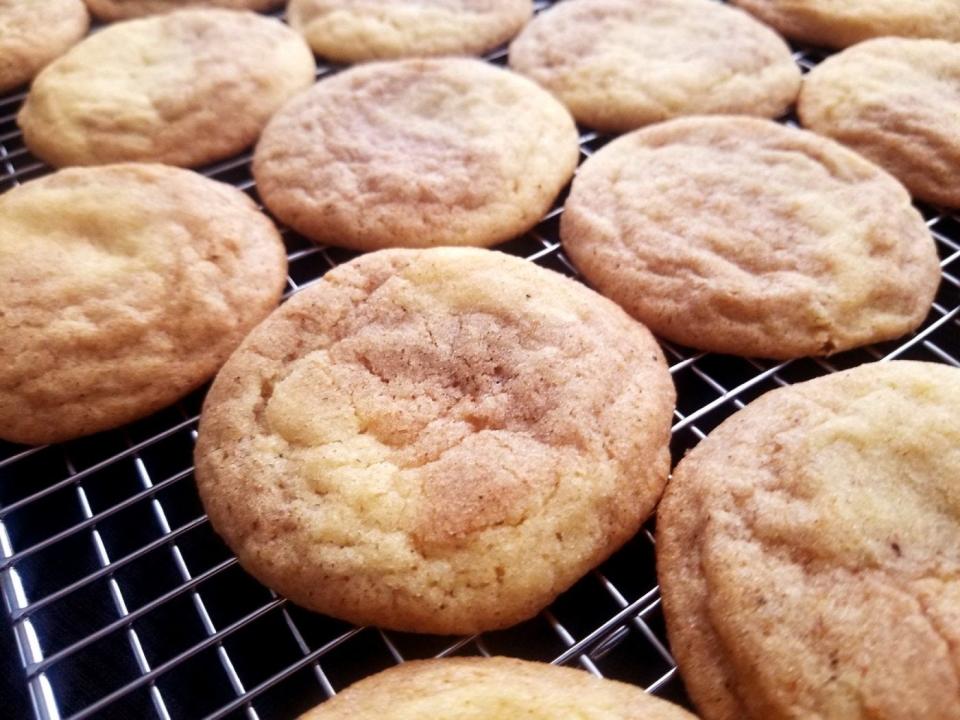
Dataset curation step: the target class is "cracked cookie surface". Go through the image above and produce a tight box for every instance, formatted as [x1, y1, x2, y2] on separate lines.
[560, 116, 940, 359]
[84, 0, 284, 21]
[18, 8, 314, 168]
[0, 0, 88, 93]
[253, 58, 578, 251]
[657, 360, 960, 720]
[194, 247, 675, 634]
[301, 656, 697, 718]
[287, 0, 532, 63]
[0, 164, 287, 445]
[731, 0, 960, 48]
[799, 37, 960, 208]
[508, 0, 800, 133]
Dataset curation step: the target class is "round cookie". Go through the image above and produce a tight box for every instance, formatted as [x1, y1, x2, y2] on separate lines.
[301, 657, 697, 718]
[657, 360, 960, 720]
[17, 9, 315, 168]
[84, 0, 284, 21]
[0, 164, 288, 446]
[287, 0, 532, 63]
[194, 247, 675, 634]
[507, 0, 800, 134]
[0, 0, 88, 93]
[731, 0, 960, 48]
[799, 38, 960, 208]
[253, 58, 579, 251]
[560, 116, 941, 359]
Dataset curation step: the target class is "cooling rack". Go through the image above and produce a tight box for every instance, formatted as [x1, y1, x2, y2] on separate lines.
[1, 2, 959, 718]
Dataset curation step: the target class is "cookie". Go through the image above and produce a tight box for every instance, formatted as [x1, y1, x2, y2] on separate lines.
[0, 0, 88, 93]
[799, 38, 960, 208]
[287, 0, 532, 63]
[656, 360, 960, 720]
[253, 58, 578, 251]
[301, 657, 697, 718]
[0, 164, 287, 446]
[560, 116, 940, 359]
[18, 9, 314, 168]
[731, 0, 960, 48]
[508, 0, 800, 134]
[194, 247, 675, 634]
[84, 0, 284, 21]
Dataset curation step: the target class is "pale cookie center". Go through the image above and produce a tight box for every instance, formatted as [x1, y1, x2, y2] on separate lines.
[261, 308, 575, 552]
[49, 25, 196, 125]
[4, 190, 176, 304]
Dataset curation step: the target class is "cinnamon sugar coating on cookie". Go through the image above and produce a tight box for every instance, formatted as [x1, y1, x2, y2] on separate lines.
[287, 0, 532, 62]
[799, 37, 960, 208]
[253, 58, 578, 251]
[18, 9, 314, 168]
[0, 0, 88, 93]
[83, 0, 284, 21]
[561, 116, 940, 359]
[194, 248, 675, 634]
[509, 0, 800, 133]
[0, 164, 287, 445]
[731, 0, 960, 48]
[658, 361, 960, 720]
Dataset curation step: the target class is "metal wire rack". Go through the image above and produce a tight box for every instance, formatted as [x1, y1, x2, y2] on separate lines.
[2, 2, 959, 718]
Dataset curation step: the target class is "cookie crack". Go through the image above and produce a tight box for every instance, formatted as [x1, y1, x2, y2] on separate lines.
[913, 588, 960, 685]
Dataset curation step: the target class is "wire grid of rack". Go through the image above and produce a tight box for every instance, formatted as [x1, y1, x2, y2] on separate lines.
[2, 2, 959, 718]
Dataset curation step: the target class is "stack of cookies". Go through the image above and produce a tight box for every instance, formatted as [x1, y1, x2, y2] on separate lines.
[1, 0, 957, 718]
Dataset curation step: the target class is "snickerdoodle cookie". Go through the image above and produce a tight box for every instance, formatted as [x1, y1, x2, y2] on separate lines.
[561, 116, 940, 359]
[799, 37, 960, 208]
[18, 9, 314, 168]
[0, 164, 287, 446]
[287, 0, 532, 62]
[301, 657, 697, 718]
[194, 247, 675, 634]
[84, 0, 284, 21]
[0, 0, 88, 93]
[731, 0, 960, 48]
[508, 0, 800, 133]
[657, 360, 960, 720]
[253, 58, 578, 250]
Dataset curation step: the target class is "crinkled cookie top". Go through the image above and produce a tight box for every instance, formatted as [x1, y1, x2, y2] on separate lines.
[288, 0, 532, 62]
[195, 247, 675, 634]
[731, 0, 960, 48]
[658, 360, 960, 720]
[561, 116, 940, 358]
[799, 37, 960, 208]
[509, 0, 800, 132]
[253, 58, 578, 251]
[0, 164, 287, 445]
[18, 8, 314, 167]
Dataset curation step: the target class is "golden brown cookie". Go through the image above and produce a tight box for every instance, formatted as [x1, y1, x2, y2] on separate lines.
[0, 164, 288, 446]
[508, 0, 800, 133]
[560, 116, 940, 359]
[84, 0, 284, 21]
[731, 0, 960, 48]
[0, 0, 88, 93]
[799, 37, 960, 208]
[194, 247, 675, 634]
[301, 657, 697, 718]
[253, 58, 578, 251]
[287, 0, 532, 62]
[18, 9, 314, 168]
[657, 360, 960, 720]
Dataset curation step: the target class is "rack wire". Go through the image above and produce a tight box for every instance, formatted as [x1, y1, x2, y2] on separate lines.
[1, 2, 959, 718]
